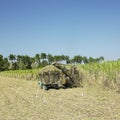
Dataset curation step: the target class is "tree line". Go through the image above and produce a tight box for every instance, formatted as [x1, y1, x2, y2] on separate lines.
[0, 53, 104, 71]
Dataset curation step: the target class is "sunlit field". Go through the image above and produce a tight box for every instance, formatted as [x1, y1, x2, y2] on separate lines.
[0, 61, 120, 119]
[0, 64, 120, 120]
[1, 0, 120, 119]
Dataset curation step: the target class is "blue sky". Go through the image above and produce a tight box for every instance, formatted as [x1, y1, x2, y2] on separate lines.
[0, 0, 120, 60]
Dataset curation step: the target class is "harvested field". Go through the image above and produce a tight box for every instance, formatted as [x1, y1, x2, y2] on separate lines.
[0, 76, 120, 120]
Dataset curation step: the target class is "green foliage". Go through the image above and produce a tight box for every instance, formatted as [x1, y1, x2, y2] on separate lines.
[80, 60, 120, 75]
[0, 54, 4, 71]
[47, 54, 54, 64]
[0, 53, 109, 71]
[79, 60, 120, 91]
[1, 60, 120, 91]
[0, 69, 40, 81]
[8, 54, 16, 62]
[40, 53, 47, 60]
[39, 60, 48, 68]
[73, 55, 83, 64]
[0, 55, 9, 71]
[2, 58, 10, 70]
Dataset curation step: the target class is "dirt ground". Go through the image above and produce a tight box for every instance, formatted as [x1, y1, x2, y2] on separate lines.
[0, 76, 120, 120]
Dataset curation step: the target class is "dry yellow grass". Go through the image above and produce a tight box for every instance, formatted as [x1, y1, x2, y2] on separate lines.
[0, 76, 120, 120]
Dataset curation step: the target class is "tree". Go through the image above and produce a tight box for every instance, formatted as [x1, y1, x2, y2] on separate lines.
[16, 55, 25, 69]
[64, 55, 70, 64]
[82, 56, 88, 64]
[73, 55, 83, 64]
[88, 57, 94, 63]
[40, 53, 46, 61]
[34, 54, 40, 68]
[17, 55, 32, 70]
[99, 56, 104, 63]
[22, 55, 32, 69]
[8, 54, 18, 70]
[3, 58, 10, 70]
[9, 54, 16, 63]
[54, 55, 61, 62]
[61, 55, 65, 61]
[94, 58, 101, 63]
[17, 55, 22, 63]
[10, 62, 18, 70]
[47, 54, 54, 64]
[0, 54, 4, 71]
[35, 54, 40, 63]
[39, 60, 48, 68]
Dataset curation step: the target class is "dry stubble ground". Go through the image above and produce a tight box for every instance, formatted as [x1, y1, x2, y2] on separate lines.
[0, 76, 120, 120]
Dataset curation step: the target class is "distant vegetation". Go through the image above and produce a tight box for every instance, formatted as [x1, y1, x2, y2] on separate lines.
[0, 53, 120, 91]
[79, 60, 120, 91]
[0, 53, 104, 71]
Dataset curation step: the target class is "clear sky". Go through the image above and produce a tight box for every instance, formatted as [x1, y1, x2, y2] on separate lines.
[0, 0, 120, 60]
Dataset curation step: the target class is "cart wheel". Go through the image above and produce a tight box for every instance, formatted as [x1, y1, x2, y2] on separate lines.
[54, 84, 59, 89]
[43, 85, 48, 90]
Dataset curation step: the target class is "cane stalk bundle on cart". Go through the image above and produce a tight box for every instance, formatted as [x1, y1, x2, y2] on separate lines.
[38, 63, 82, 90]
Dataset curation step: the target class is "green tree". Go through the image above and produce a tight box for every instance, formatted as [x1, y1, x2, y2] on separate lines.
[54, 55, 61, 62]
[61, 55, 65, 61]
[73, 55, 83, 64]
[99, 56, 104, 63]
[82, 56, 88, 64]
[17, 55, 32, 70]
[3, 58, 10, 70]
[16, 55, 25, 69]
[34, 54, 40, 68]
[8, 54, 18, 70]
[0, 54, 4, 71]
[35, 54, 40, 63]
[40, 53, 46, 60]
[39, 60, 48, 68]
[65, 55, 70, 64]
[88, 57, 94, 63]
[47, 54, 54, 64]
[9, 54, 16, 63]
[17, 55, 22, 63]
[22, 55, 32, 69]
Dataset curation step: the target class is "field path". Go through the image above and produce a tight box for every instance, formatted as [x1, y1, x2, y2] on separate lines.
[0, 76, 120, 120]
